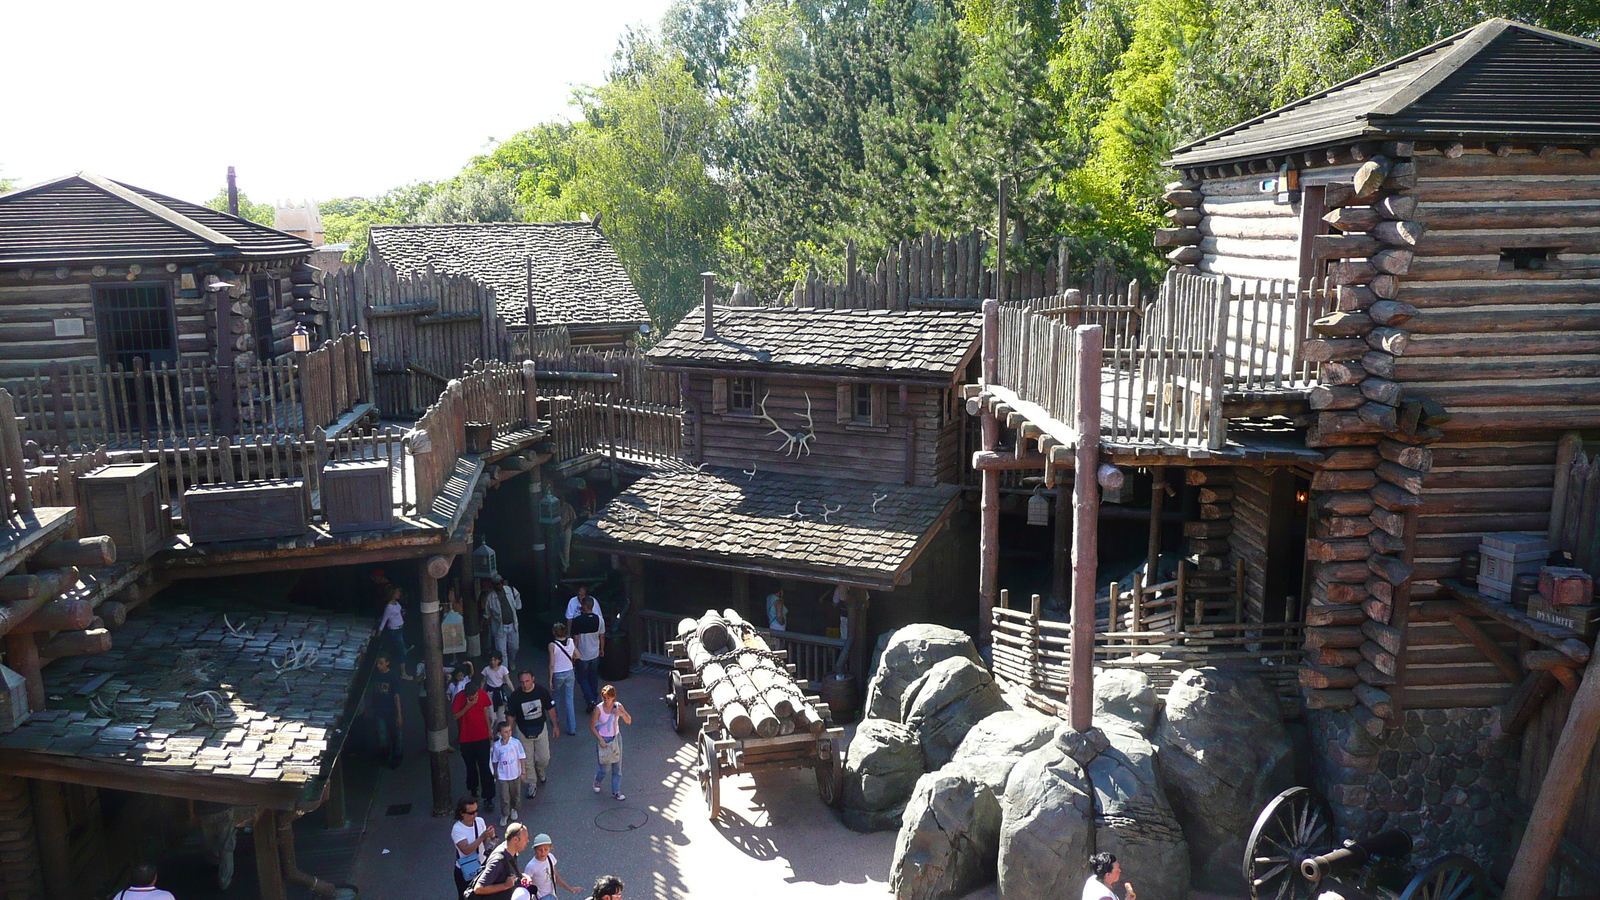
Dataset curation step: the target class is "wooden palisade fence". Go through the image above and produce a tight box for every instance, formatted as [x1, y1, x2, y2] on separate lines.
[407, 361, 536, 515]
[325, 258, 513, 416]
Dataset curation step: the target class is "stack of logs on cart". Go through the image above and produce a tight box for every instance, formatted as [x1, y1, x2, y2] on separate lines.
[666, 609, 846, 819]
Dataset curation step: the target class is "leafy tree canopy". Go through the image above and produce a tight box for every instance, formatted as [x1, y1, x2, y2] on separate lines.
[203, 189, 275, 227]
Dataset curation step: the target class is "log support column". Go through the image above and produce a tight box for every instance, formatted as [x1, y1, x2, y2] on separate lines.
[622, 557, 645, 665]
[844, 586, 871, 680]
[324, 761, 346, 830]
[5, 632, 43, 711]
[978, 299, 1000, 645]
[1069, 325, 1104, 733]
[1051, 477, 1070, 609]
[254, 807, 286, 900]
[419, 554, 454, 816]
[29, 779, 71, 899]
[730, 571, 751, 625]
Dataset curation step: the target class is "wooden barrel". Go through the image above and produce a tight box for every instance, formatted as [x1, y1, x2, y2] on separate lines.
[820, 673, 858, 721]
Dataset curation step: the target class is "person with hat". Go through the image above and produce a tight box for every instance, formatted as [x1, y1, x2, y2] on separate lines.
[520, 833, 580, 898]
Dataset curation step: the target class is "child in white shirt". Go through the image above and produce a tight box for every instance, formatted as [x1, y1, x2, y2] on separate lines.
[484, 653, 511, 724]
[490, 721, 526, 825]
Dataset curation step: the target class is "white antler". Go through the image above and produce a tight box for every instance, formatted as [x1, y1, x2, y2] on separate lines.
[787, 501, 806, 520]
[821, 503, 842, 523]
[743, 464, 757, 481]
[757, 392, 816, 458]
[872, 492, 889, 513]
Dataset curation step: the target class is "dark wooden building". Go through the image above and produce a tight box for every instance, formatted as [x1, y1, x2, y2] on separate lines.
[367, 222, 650, 351]
[971, 18, 1600, 892]
[579, 306, 982, 681]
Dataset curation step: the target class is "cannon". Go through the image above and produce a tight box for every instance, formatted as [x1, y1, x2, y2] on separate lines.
[1244, 787, 1490, 900]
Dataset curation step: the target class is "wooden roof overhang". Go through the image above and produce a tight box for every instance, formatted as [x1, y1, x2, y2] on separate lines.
[575, 469, 962, 590]
[651, 361, 966, 388]
[1166, 19, 1600, 173]
[0, 605, 376, 811]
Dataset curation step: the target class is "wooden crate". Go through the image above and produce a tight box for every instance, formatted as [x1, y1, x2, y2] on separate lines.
[465, 421, 495, 454]
[322, 460, 394, 533]
[184, 480, 309, 543]
[78, 462, 168, 563]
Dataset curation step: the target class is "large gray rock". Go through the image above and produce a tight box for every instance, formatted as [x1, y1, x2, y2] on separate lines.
[890, 756, 1012, 900]
[866, 625, 981, 723]
[1155, 667, 1295, 891]
[953, 709, 1057, 762]
[1093, 667, 1159, 736]
[997, 724, 1096, 899]
[1089, 723, 1190, 900]
[842, 719, 925, 832]
[901, 657, 1010, 770]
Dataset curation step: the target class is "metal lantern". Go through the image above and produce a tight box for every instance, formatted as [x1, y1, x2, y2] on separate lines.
[291, 323, 312, 353]
[1027, 489, 1050, 526]
[355, 328, 371, 353]
[472, 541, 498, 578]
[441, 610, 467, 655]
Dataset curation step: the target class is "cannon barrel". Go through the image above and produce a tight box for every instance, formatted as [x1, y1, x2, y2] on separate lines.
[1300, 829, 1413, 881]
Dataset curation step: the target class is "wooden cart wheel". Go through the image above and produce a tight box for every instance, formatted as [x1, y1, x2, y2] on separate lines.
[698, 730, 721, 820]
[1243, 787, 1334, 900]
[1397, 856, 1486, 900]
[671, 671, 691, 734]
[815, 736, 844, 807]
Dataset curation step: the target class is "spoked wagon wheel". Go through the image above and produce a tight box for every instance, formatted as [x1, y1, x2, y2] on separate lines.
[670, 671, 691, 734]
[698, 730, 722, 820]
[815, 736, 844, 806]
[1243, 787, 1335, 900]
[1397, 855, 1486, 900]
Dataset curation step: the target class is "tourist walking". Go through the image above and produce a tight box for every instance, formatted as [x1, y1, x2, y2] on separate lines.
[113, 864, 176, 900]
[484, 652, 511, 723]
[369, 653, 404, 768]
[590, 684, 632, 800]
[570, 595, 604, 711]
[1084, 852, 1136, 900]
[548, 623, 578, 735]
[379, 583, 408, 671]
[451, 797, 496, 899]
[454, 675, 496, 811]
[506, 670, 557, 798]
[469, 822, 530, 896]
[484, 575, 523, 665]
[766, 587, 787, 631]
[520, 834, 581, 898]
[491, 721, 526, 824]
[590, 876, 625, 900]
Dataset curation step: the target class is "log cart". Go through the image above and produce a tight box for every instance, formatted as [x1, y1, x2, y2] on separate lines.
[1245, 787, 1490, 900]
[665, 609, 845, 820]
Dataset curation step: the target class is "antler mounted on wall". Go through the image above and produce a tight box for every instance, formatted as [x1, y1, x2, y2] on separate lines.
[757, 392, 816, 458]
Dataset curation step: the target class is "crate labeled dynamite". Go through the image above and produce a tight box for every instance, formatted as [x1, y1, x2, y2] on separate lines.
[1526, 594, 1599, 637]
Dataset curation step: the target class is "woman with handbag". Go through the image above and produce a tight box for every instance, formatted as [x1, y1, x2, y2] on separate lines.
[548, 623, 578, 736]
[451, 797, 495, 898]
[590, 685, 632, 800]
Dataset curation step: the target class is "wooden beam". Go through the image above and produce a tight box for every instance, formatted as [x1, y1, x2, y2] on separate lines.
[1069, 324, 1103, 733]
[979, 299, 1000, 645]
[256, 807, 287, 900]
[418, 556, 454, 817]
[1503, 649, 1600, 900]
[1446, 612, 1521, 683]
[1500, 670, 1560, 738]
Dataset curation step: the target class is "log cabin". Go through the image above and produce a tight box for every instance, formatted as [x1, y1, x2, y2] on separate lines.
[970, 18, 1600, 889]
[577, 301, 982, 684]
[367, 221, 650, 352]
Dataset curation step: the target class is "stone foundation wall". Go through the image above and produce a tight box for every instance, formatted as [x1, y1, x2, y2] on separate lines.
[1307, 707, 1517, 866]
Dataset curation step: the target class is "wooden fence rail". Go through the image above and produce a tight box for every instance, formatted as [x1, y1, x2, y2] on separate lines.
[5, 335, 367, 451]
[408, 362, 536, 514]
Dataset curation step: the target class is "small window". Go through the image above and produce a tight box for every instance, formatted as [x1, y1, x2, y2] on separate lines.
[854, 384, 873, 422]
[1501, 247, 1556, 271]
[730, 377, 757, 413]
[251, 276, 277, 361]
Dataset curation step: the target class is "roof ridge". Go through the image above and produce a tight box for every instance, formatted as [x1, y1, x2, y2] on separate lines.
[122, 181, 313, 247]
[76, 174, 241, 247]
[370, 221, 596, 230]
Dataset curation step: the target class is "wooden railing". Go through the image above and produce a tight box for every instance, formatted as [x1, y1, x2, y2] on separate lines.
[408, 361, 536, 514]
[637, 611, 680, 665]
[6, 334, 368, 451]
[0, 390, 35, 519]
[511, 326, 573, 361]
[1102, 269, 1230, 448]
[989, 587, 1305, 716]
[1223, 276, 1333, 391]
[765, 629, 847, 686]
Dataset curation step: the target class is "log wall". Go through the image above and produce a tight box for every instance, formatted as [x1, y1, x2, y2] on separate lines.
[681, 374, 955, 486]
[1401, 149, 1600, 433]
[1195, 173, 1304, 282]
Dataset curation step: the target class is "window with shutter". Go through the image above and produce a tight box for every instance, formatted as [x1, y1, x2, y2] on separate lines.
[729, 377, 757, 413]
[712, 377, 728, 414]
[836, 383, 852, 424]
[870, 385, 887, 426]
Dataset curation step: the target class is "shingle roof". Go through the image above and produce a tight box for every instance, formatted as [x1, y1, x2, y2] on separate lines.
[575, 468, 960, 586]
[368, 223, 649, 329]
[647, 307, 981, 379]
[0, 173, 314, 267]
[0, 605, 372, 806]
[1168, 19, 1600, 168]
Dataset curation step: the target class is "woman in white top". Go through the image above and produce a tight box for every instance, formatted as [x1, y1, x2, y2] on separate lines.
[520, 833, 581, 898]
[549, 622, 578, 736]
[484, 652, 511, 722]
[590, 684, 632, 800]
[1084, 852, 1134, 900]
[451, 796, 496, 898]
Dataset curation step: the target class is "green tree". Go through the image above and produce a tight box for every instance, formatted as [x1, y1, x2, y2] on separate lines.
[319, 182, 438, 262]
[419, 169, 522, 223]
[464, 123, 584, 218]
[204, 190, 276, 226]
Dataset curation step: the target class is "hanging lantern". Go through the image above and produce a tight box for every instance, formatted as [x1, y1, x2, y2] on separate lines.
[1027, 489, 1050, 526]
[291, 323, 312, 353]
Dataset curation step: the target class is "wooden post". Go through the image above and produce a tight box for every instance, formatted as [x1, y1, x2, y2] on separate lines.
[214, 285, 237, 437]
[1146, 466, 1166, 586]
[1069, 324, 1103, 733]
[844, 586, 871, 680]
[255, 807, 287, 900]
[1051, 480, 1070, 610]
[623, 557, 645, 666]
[730, 571, 751, 624]
[324, 761, 347, 830]
[522, 361, 538, 426]
[29, 780, 71, 899]
[419, 555, 454, 817]
[4, 632, 42, 711]
[996, 177, 1010, 304]
[1503, 649, 1600, 900]
[979, 299, 1001, 644]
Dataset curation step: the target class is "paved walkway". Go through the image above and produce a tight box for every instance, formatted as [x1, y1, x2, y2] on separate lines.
[351, 667, 897, 899]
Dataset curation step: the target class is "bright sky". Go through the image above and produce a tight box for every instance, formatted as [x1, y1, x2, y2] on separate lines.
[1, 0, 676, 207]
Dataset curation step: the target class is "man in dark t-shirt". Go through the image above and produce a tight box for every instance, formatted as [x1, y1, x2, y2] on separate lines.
[506, 670, 558, 798]
[369, 654, 403, 768]
[470, 822, 528, 896]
